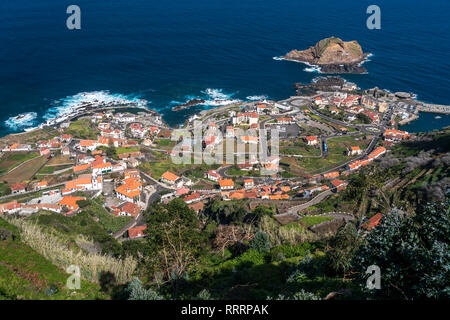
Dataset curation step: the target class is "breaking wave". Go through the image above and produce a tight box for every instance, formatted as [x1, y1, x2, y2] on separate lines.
[42, 90, 149, 126]
[246, 95, 268, 101]
[4, 112, 38, 130]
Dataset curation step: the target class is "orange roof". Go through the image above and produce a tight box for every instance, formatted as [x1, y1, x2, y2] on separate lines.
[121, 202, 140, 216]
[161, 171, 179, 182]
[80, 140, 96, 147]
[364, 213, 383, 230]
[11, 183, 26, 191]
[37, 181, 48, 187]
[383, 129, 409, 136]
[350, 146, 361, 151]
[184, 192, 201, 202]
[280, 186, 291, 192]
[74, 164, 91, 173]
[368, 146, 386, 159]
[219, 179, 234, 187]
[65, 174, 92, 189]
[128, 225, 147, 239]
[59, 196, 85, 210]
[244, 179, 254, 184]
[115, 179, 142, 199]
[331, 179, 346, 188]
[92, 162, 112, 170]
[305, 136, 318, 141]
[324, 171, 340, 179]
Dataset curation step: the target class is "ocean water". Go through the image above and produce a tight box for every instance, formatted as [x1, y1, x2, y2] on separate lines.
[0, 0, 449, 135]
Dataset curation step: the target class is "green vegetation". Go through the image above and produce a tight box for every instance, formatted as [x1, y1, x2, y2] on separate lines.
[0, 152, 39, 176]
[300, 216, 335, 228]
[67, 118, 99, 140]
[0, 218, 109, 300]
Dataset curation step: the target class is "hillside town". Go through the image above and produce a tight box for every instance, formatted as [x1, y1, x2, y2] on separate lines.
[0, 77, 421, 239]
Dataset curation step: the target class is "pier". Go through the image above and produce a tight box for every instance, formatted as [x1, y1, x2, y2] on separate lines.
[418, 104, 450, 114]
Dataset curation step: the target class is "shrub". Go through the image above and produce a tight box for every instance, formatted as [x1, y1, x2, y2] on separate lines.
[249, 231, 270, 253]
[125, 279, 163, 300]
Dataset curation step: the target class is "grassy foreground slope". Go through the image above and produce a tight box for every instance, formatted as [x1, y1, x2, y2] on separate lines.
[0, 218, 108, 300]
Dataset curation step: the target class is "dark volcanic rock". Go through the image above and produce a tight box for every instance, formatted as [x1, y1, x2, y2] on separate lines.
[172, 98, 206, 111]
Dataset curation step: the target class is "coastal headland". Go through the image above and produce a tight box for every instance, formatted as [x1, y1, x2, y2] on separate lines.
[282, 37, 371, 74]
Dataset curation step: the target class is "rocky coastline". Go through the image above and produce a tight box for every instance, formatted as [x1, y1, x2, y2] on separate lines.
[282, 37, 371, 74]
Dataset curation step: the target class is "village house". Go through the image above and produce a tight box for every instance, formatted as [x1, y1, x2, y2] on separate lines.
[34, 181, 48, 191]
[65, 174, 103, 192]
[79, 140, 98, 152]
[130, 123, 148, 139]
[331, 179, 347, 191]
[367, 146, 386, 161]
[183, 192, 202, 204]
[219, 179, 234, 191]
[0, 201, 22, 215]
[383, 129, 410, 142]
[232, 112, 258, 126]
[101, 128, 124, 140]
[323, 171, 340, 179]
[244, 179, 254, 189]
[305, 136, 319, 146]
[128, 225, 147, 239]
[256, 104, 271, 114]
[58, 196, 86, 212]
[92, 162, 113, 175]
[347, 146, 363, 156]
[160, 171, 182, 187]
[116, 201, 140, 217]
[277, 117, 293, 125]
[206, 170, 222, 182]
[11, 183, 26, 194]
[362, 213, 383, 230]
[115, 177, 142, 203]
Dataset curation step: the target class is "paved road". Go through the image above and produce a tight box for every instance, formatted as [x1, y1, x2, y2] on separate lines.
[283, 189, 335, 216]
[0, 183, 65, 201]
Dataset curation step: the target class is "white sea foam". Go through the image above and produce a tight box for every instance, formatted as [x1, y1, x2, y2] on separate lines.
[42, 90, 148, 126]
[201, 88, 230, 100]
[199, 88, 242, 106]
[4, 112, 38, 129]
[304, 66, 322, 73]
[246, 95, 268, 101]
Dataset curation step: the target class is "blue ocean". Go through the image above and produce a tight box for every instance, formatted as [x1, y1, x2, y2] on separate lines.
[0, 0, 449, 136]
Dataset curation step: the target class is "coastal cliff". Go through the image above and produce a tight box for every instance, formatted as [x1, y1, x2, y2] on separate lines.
[283, 37, 370, 74]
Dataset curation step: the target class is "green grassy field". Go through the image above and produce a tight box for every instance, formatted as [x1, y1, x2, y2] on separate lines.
[116, 147, 140, 154]
[0, 218, 107, 300]
[0, 152, 39, 176]
[67, 119, 99, 140]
